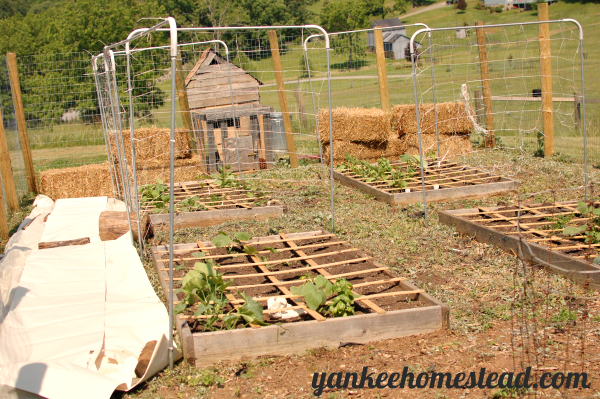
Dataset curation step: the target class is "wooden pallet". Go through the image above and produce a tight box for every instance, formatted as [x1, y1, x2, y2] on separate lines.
[334, 159, 517, 205]
[439, 201, 600, 290]
[145, 180, 286, 230]
[150, 230, 449, 366]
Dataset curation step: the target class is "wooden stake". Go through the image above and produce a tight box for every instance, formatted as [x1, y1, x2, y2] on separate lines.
[374, 29, 391, 113]
[473, 89, 485, 126]
[475, 22, 495, 148]
[294, 81, 308, 128]
[574, 92, 581, 127]
[7, 53, 38, 194]
[538, 3, 554, 157]
[175, 52, 195, 152]
[0, 177, 8, 240]
[0, 107, 19, 210]
[267, 30, 298, 168]
[39, 237, 90, 250]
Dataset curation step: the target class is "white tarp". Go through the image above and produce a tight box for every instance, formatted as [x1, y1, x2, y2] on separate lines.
[0, 197, 179, 398]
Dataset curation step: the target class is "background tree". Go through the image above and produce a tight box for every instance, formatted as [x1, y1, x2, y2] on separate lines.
[457, 0, 468, 11]
[363, 0, 409, 20]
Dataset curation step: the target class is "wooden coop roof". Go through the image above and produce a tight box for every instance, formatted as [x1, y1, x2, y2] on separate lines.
[185, 49, 263, 86]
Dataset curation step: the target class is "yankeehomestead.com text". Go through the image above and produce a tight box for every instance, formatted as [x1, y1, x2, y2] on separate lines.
[311, 367, 591, 396]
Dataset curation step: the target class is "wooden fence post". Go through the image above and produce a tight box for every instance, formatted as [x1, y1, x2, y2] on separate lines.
[294, 81, 308, 128]
[0, 107, 19, 210]
[268, 30, 298, 168]
[475, 22, 495, 148]
[0, 177, 8, 240]
[538, 2, 554, 157]
[7, 53, 38, 194]
[574, 92, 581, 127]
[374, 29, 391, 113]
[473, 90, 485, 127]
[175, 51, 195, 151]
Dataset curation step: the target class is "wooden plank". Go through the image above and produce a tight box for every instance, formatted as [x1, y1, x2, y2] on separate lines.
[149, 204, 286, 230]
[374, 29, 391, 113]
[176, 52, 194, 152]
[475, 23, 495, 149]
[294, 82, 307, 128]
[190, 306, 443, 366]
[268, 30, 298, 168]
[187, 74, 254, 89]
[189, 81, 259, 93]
[7, 53, 38, 194]
[38, 237, 90, 250]
[490, 96, 575, 102]
[439, 208, 600, 290]
[187, 90, 259, 102]
[188, 95, 259, 110]
[538, 3, 554, 157]
[0, 106, 19, 210]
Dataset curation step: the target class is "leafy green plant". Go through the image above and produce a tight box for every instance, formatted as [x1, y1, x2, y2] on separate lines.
[139, 178, 169, 213]
[563, 200, 600, 244]
[533, 131, 544, 157]
[336, 154, 420, 189]
[212, 231, 256, 254]
[177, 196, 206, 212]
[291, 275, 360, 317]
[210, 165, 249, 190]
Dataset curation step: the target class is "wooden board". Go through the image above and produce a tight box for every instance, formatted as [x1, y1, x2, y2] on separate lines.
[150, 230, 449, 366]
[333, 161, 518, 206]
[439, 207, 600, 290]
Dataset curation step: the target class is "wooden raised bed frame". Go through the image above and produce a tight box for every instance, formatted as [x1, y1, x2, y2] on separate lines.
[145, 180, 286, 230]
[334, 159, 517, 206]
[439, 202, 600, 290]
[151, 230, 449, 366]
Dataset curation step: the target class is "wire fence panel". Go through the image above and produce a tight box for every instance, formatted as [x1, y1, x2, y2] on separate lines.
[410, 20, 587, 163]
[0, 55, 28, 199]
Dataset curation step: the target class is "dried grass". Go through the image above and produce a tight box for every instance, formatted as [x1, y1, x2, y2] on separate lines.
[317, 107, 391, 143]
[109, 126, 192, 164]
[323, 138, 406, 164]
[399, 133, 473, 159]
[392, 102, 474, 136]
[39, 155, 205, 200]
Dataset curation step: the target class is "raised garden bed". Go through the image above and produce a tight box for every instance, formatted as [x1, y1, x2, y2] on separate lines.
[334, 158, 517, 206]
[439, 201, 600, 290]
[143, 180, 286, 230]
[150, 230, 449, 366]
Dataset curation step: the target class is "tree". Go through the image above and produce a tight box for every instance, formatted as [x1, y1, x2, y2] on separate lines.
[457, 0, 467, 11]
[320, 0, 370, 69]
[362, 0, 408, 20]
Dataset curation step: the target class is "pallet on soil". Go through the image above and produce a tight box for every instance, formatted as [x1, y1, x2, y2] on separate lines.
[439, 202, 600, 290]
[146, 180, 286, 230]
[150, 230, 449, 366]
[334, 158, 517, 206]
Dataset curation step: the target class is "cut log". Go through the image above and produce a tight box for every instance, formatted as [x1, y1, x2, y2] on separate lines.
[38, 237, 90, 250]
[99, 211, 152, 242]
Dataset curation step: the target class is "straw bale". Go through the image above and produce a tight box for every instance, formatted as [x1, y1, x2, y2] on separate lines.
[317, 107, 391, 143]
[392, 102, 474, 137]
[323, 138, 406, 164]
[109, 126, 192, 164]
[399, 133, 473, 159]
[39, 155, 205, 200]
[40, 163, 114, 200]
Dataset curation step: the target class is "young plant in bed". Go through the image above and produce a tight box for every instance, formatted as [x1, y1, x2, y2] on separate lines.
[177, 196, 206, 213]
[174, 257, 266, 330]
[292, 275, 360, 317]
[139, 178, 170, 213]
[563, 200, 600, 245]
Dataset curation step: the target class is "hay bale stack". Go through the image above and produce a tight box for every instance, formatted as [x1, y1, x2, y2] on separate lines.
[40, 163, 114, 200]
[323, 138, 406, 164]
[39, 155, 205, 200]
[109, 126, 192, 164]
[399, 133, 473, 159]
[317, 107, 391, 143]
[392, 102, 474, 136]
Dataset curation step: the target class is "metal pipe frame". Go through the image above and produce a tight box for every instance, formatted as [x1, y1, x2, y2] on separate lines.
[408, 19, 587, 224]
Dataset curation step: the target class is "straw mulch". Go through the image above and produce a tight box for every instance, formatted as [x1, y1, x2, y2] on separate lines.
[109, 126, 193, 164]
[399, 133, 473, 159]
[317, 107, 392, 144]
[323, 138, 406, 164]
[392, 102, 474, 137]
[39, 155, 206, 200]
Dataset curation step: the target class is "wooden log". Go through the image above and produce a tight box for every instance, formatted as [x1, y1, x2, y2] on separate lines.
[176, 52, 195, 153]
[267, 30, 298, 168]
[538, 3, 554, 157]
[7, 53, 38, 194]
[38, 237, 90, 250]
[135, 340, 157, 378]
[475, 22, 495, 148]
[0, 178, 8, 240]
[0, 106, 19, 210]
[374, 29, 391, 113]
[99, 211, 149, 242]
